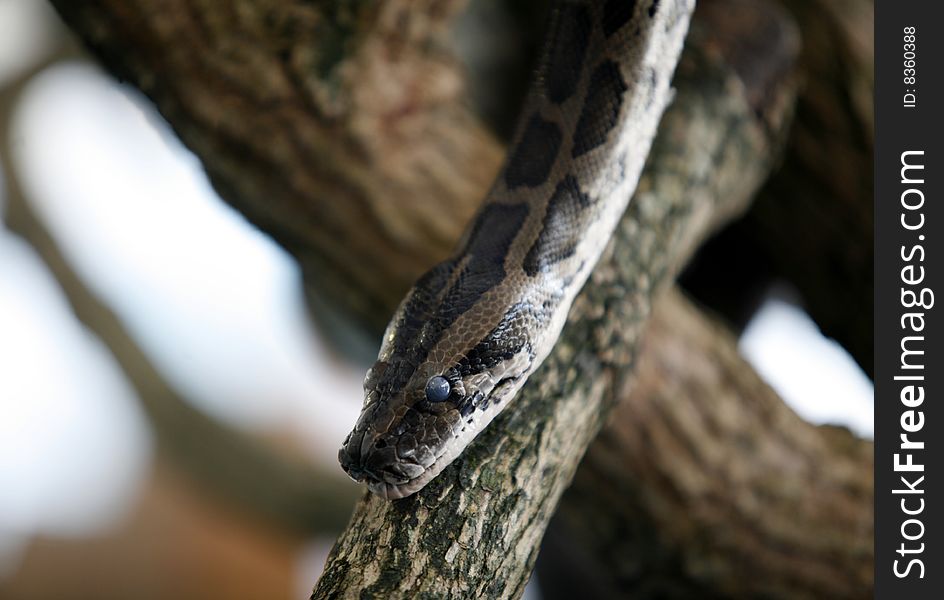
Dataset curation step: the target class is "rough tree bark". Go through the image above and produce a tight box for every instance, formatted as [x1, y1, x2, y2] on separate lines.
[42, 0, 874, 598]
[539, 290, 874, 600]
[539, 2, 874, 597]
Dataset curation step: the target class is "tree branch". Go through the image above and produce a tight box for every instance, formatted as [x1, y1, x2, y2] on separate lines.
[49, 0, 502, 336]
[539, 289, 873, 599]
[681, 0, 874, 377]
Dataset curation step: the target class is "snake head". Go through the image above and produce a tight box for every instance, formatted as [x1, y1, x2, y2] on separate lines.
[339, 335, 533, 500]
[337, 205, 548, 499]
[338, 360, 455, 499]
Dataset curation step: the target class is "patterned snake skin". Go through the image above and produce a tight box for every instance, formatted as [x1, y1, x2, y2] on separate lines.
[340, 0, 694, 499]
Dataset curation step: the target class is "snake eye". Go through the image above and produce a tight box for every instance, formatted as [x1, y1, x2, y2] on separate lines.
[425, 376, 451, 402]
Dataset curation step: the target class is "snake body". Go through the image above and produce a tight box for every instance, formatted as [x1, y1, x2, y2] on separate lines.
[340, 0, 693, 499]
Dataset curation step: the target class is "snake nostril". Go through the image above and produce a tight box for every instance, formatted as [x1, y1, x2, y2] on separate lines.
[375, 439, 387, 449]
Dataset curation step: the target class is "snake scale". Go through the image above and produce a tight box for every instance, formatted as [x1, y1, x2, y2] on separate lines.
[340, 0, 694, 499]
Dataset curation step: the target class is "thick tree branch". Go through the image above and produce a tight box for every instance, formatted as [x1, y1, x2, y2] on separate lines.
[539, 289, 874, 599]
[50, 0, 501, 336]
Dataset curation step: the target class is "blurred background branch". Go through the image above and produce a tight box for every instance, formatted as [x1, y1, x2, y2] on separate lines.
[1, 5, 359, 596]
[0, 21, 356, 539]
[681, 0, 875, 378]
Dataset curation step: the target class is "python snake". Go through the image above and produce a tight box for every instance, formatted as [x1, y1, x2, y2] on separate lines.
[340, 0, 693, 499]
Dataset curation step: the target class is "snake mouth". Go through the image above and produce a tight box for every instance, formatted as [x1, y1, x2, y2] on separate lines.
[339, 430, 434, 499]
[367, 470, 437, 500]
[340, 418, 480, 501]
[364, 444, 464, 500]
[341, 373, 526, 500]
[342, 442, 454, 500]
